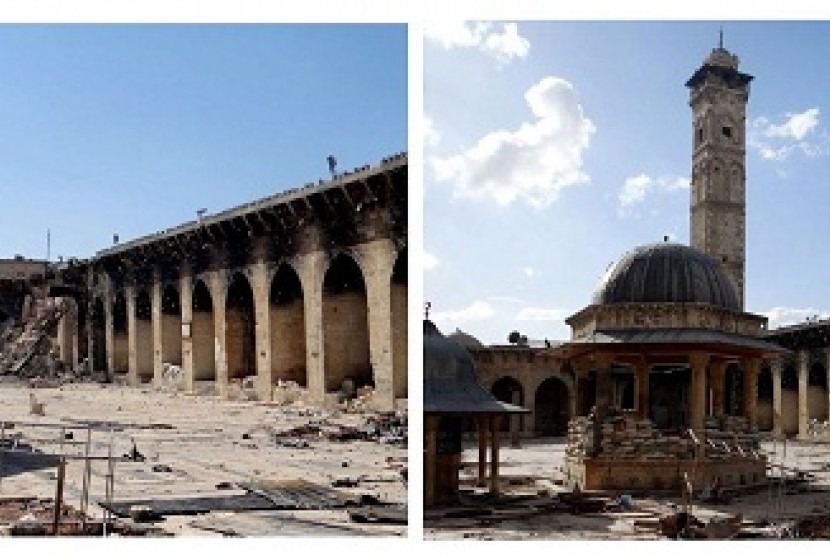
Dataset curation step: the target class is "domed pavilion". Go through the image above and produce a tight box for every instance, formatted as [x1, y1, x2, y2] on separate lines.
[549, 241, 787, 491]
[424, 319, 528, 506]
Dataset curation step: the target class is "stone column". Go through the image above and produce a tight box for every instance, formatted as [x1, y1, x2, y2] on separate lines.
[297, 251, 326, 406]
[56, 298, 75, 368]
[772, 358, 783, 437]
[151, 268, 163, 387]
[689, 352, 709, 431]
[510, 389, 521, 447]
[798, 349, 809, 438]
[103, 276, 115, 376]
[710, 360, 727, 417]
[743, 358, 760, 428]
[250, 260, 272, 402]
[634, 361, 650, 419]
[180, 263, 195, 394]
[207, 270, 228, 399]
[490, 414, 500, 495]
[477, 415, 488, 487]
[424, 415, 438, 507]
[360, 239, 396, 412]
[125, 284, 138, 386]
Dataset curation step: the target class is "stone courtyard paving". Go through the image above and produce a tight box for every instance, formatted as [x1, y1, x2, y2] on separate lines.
[0, 382, 407, 537]
[425, 437, 830, 540]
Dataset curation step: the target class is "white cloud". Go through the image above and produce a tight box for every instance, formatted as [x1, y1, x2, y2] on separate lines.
[521, 266, 537, 278]
[424, 250, 439, 271]
[515, 306, 568, 321]
[762, 306, 830, 330]
[424, 115, 440, 148]
[749, 108, 829, 162]
[764, 108, 819, 140]
[432, 300, 496, 324]
[618, 173, 690, 214]
[424, 21, 530, 67]
[431, 76, 595, 207]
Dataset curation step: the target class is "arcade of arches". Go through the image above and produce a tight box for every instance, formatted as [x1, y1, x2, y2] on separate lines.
[75, 242, 407, 411]
[468, 344, 830, 439]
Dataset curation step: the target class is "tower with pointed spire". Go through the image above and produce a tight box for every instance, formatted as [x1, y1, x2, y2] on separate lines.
[686, 33, 754, 309]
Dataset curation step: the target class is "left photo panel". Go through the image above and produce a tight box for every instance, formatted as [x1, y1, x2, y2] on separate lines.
[0, 23, 408, 537]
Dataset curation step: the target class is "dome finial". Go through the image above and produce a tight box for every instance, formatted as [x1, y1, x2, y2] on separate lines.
[719, 26, 723, 49]
[425, 301, 432, 320]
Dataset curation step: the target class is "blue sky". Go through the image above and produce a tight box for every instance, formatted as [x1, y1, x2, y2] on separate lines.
[424, 21, 830, 343]
[0, 24, 406, 260]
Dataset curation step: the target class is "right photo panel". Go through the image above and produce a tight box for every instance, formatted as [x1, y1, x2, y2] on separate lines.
[423, 21, 830, 540]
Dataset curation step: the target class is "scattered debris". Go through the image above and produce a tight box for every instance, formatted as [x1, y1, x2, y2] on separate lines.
[123, 441, 146, 462]
[28, 393, 44, 416]
[348, 505, 407, 525]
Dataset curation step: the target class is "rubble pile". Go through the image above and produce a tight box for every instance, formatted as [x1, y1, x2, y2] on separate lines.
[703, 415, 762, 457]
[566, 412, 762, 463]
[272, 380, 306, 405]
[272, 412, 407, 446]
[0, 291, 78, 381]
[158, 363, 184, 392]
[0, 497, 165, 536]
[807, 419, 830, 440]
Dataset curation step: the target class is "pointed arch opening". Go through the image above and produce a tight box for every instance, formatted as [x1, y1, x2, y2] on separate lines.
[225, 272, 256, 386]
[161, 283, 183, 371]
[112, 291, 128, 375]
[191, 279, 216, 389]
[535, 376, 570, 437]
[491, 376, 523, 433]
[270, 263, 306, 387]
[323, 253, 370, 394]
[135, 288, 153, 383]
[809, 361, 828, 422]
[91, 297, 107, 372]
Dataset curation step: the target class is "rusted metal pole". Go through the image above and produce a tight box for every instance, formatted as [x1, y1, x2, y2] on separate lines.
[53, 456, 66, 536]
[80, 425, 92, 527]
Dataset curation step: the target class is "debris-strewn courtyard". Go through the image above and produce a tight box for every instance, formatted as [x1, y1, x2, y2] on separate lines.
[425, 437, 830, 540]
[0, 381, 407, 537]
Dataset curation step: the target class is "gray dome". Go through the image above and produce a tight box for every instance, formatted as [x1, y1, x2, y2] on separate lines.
[423, 320, 526, 414]
[448, 328, 484, 349]
[592, 243, 740, 311]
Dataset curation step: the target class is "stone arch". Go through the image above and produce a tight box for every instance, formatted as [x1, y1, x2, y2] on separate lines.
[270, 263, 306, 386]
[75, 296, 88, 364]
[134, 288, 153, 383]
[112, 291, 128, 375]
[391, 248, 407, 399]
[322, 252, 370, 394]
[809, 361, 828, 421]
[725, 363, 743, 416]
[491, 375, 524, 432]
[535, 376, 570, 437]
[191, 279, 216, 385]
[757, 363, 774, 431]
[781, 360, 799, 435]
[161, 283, 182, 368]
[225, 272, 256, 384]
[91, 297, 107, 372]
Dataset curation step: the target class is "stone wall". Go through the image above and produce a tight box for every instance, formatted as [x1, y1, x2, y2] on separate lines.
[161, 314, 182, 365]
[192, 311, 215, 380]
[323, 291, 370, 391]
[270, 300, 306, 385]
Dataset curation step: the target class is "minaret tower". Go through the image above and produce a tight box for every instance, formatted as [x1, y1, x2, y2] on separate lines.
[686, 32, 753, 309]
